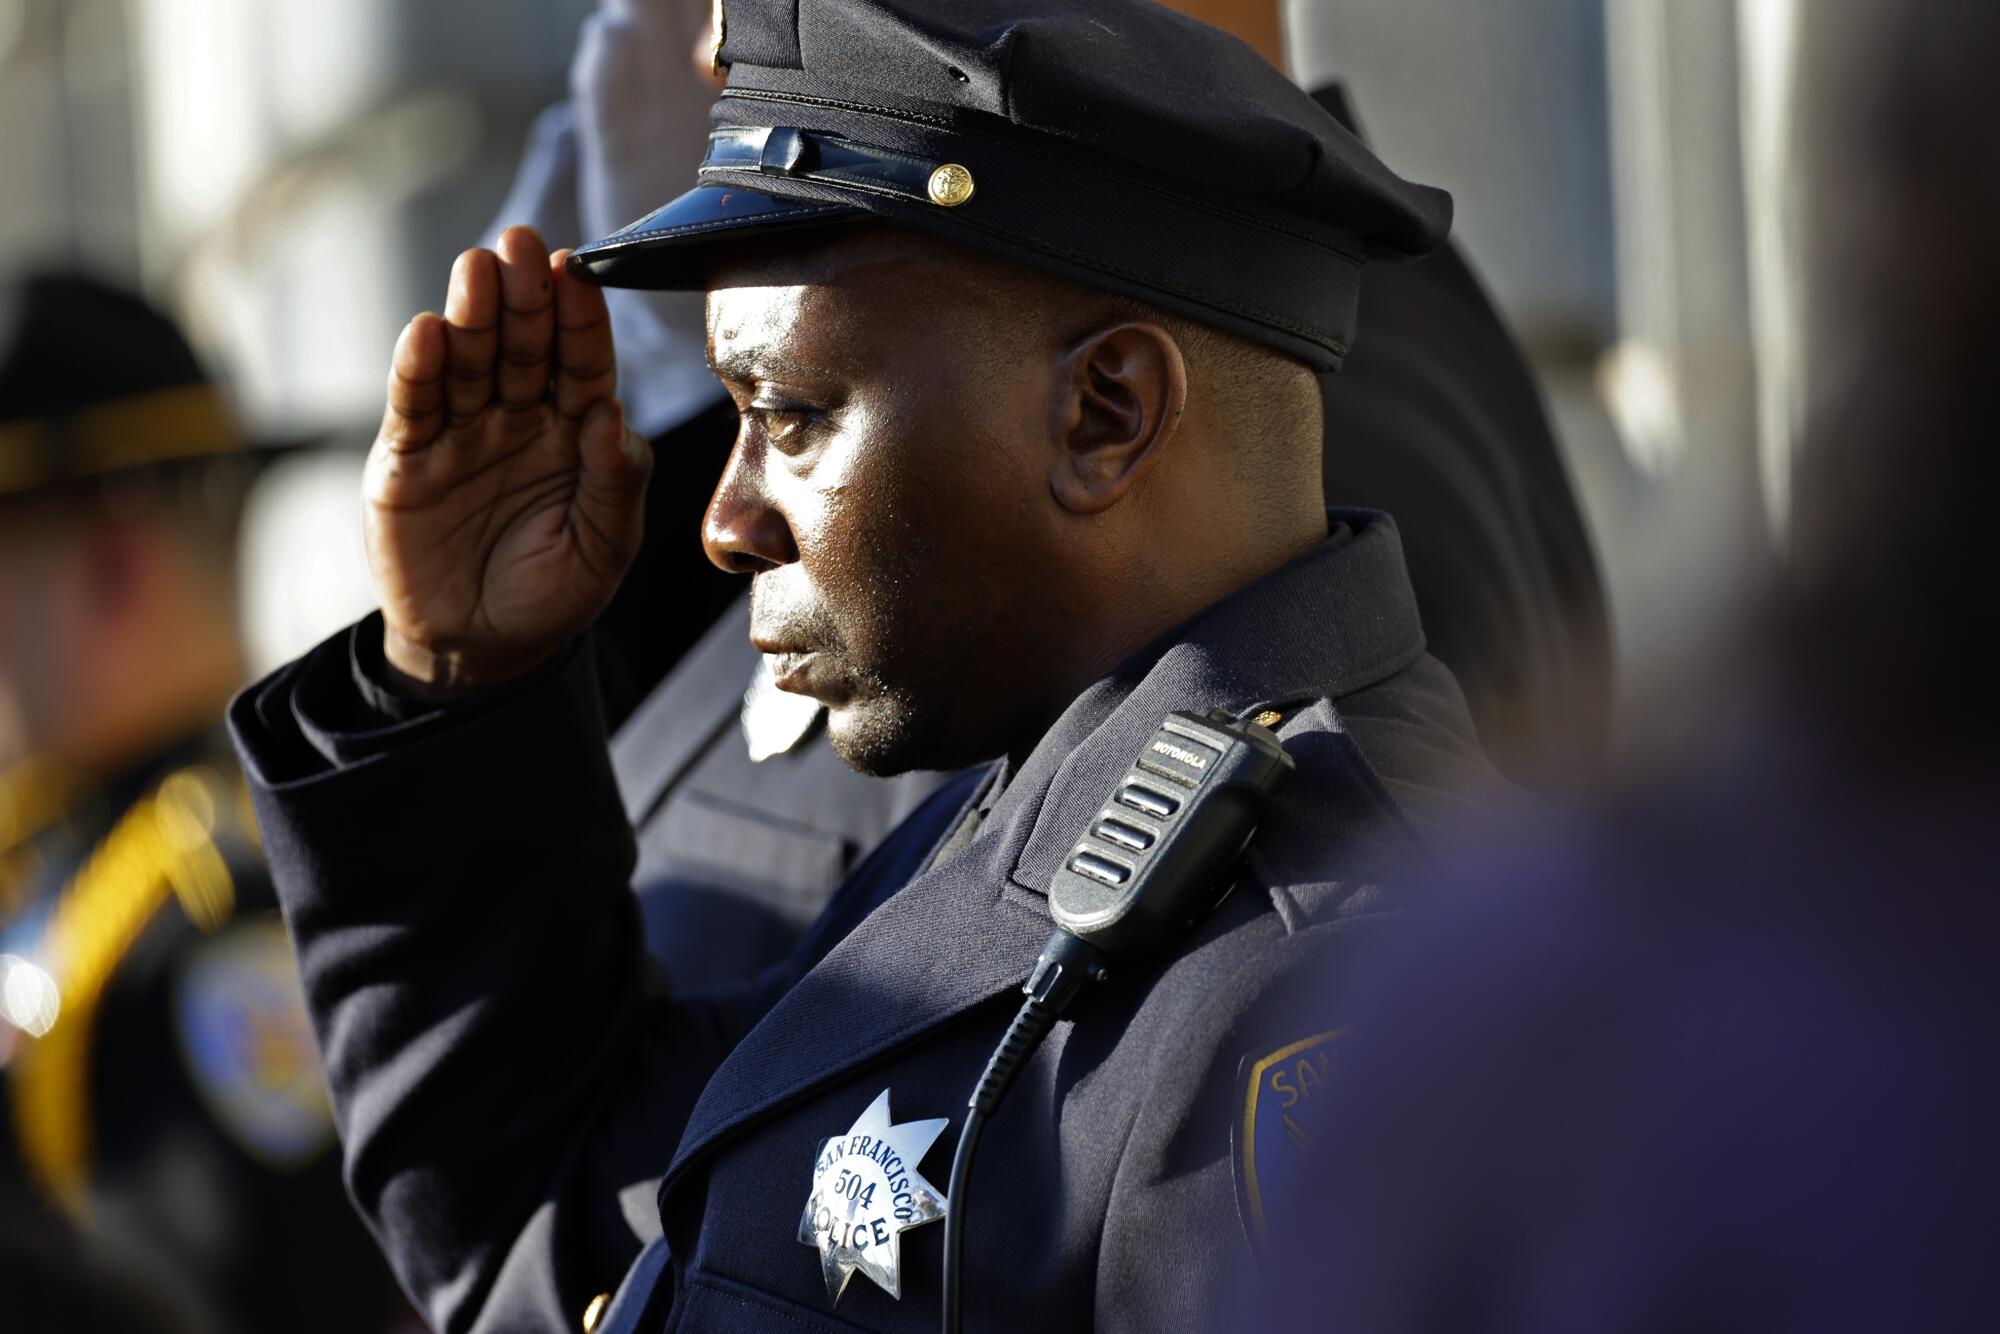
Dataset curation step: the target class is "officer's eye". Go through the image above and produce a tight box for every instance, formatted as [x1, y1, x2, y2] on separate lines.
[745, 393, 827, 450]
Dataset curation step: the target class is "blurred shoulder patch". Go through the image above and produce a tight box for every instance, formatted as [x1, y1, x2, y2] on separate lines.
[174, 916, 336, 1168]
[1233, 1030, 1341, 1248]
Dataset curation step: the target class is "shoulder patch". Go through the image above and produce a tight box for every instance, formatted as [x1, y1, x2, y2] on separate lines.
[1233, 1030, 1342, 1248]
[173, 917, 336, 1168]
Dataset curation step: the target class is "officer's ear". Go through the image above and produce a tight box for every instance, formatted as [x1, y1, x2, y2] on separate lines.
[1047, 321, 1188, 515]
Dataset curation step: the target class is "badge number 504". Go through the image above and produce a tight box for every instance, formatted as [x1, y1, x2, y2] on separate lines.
[798, 1091, 949, 1304]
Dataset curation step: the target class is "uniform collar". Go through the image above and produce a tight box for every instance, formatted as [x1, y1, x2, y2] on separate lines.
[660, 510, 1425, 1182]
[999, 510, 1424, 899]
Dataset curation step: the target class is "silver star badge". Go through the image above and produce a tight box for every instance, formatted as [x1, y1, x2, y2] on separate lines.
[796, 1089, 949, 1304]
[741, 656, 825, 762]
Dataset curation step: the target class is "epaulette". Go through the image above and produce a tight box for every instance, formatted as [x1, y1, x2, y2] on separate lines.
[7, 765, 240, 1213]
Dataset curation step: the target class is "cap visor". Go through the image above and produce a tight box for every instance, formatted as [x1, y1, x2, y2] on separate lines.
[567, 185, 865, 290]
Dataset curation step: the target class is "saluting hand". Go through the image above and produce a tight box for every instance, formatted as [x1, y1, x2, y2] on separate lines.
[364, 226, 652, 697]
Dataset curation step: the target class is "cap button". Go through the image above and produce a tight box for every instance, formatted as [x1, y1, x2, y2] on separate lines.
[927, 164, 976, 208]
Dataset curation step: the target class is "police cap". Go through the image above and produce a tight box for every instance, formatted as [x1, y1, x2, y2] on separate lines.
[0, 272, 238, 498]
[567, 0, 1453, 370]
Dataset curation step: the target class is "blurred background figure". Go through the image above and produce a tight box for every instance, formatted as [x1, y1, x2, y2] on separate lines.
[0, 0, 607, 699]
[0, 274, 408, 1332]
[1249, 1, 2000, 1329]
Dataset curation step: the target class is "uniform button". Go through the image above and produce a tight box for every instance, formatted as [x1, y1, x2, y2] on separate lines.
[582, 1292, 612, 1332]
[927, 163, 976, 207]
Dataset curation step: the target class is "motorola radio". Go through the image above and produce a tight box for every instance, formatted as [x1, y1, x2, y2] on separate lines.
[941, 707, 1294, 1333]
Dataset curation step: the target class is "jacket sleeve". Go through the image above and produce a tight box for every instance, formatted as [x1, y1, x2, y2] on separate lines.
[229, 619, 769, 1334]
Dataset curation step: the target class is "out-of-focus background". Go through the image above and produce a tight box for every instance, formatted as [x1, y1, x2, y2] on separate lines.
[0, 0, 592, 433]
[0, 0, 1832, 743]
[0, 0, 599, 764]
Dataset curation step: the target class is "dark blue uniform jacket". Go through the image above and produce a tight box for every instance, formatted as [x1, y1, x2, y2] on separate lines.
[229, 511, 1499, 1333]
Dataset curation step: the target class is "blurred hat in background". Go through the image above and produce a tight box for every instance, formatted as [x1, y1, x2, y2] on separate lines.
[0, 272, 242, 499]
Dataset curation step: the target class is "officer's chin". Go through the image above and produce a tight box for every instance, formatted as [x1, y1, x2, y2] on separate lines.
[823, 695, 929, 779]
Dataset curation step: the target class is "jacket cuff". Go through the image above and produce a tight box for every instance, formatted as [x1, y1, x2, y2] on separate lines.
[226, 616, 632, 915]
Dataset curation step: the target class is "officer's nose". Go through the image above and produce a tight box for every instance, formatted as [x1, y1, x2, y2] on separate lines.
[702, 437, 798, 575]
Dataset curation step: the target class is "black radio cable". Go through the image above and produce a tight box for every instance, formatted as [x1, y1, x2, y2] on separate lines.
[941, 706, 1293, 1332]
[941, 930, 1108, 1334]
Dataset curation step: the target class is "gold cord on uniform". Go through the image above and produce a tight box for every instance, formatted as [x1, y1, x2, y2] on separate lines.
[8, 767, 237, 1212]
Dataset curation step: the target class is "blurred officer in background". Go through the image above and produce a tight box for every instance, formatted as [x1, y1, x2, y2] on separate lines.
[498, 0, 1605, 993]
[0, 273, 409, 1333]
[229, 0, 1515, 1328]
[1248, 1, 2000, 1329]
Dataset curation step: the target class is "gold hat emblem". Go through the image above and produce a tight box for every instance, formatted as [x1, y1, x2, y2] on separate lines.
[927, 163, 976, 208]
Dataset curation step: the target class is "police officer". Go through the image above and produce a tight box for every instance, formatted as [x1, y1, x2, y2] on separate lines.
[0, 273, 409, 1334]
[230, 2, 1506, 1329]
[495, 0, 1602, 993]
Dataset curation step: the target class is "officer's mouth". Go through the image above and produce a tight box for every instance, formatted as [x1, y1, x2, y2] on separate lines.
[757, 646, 824, 694]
